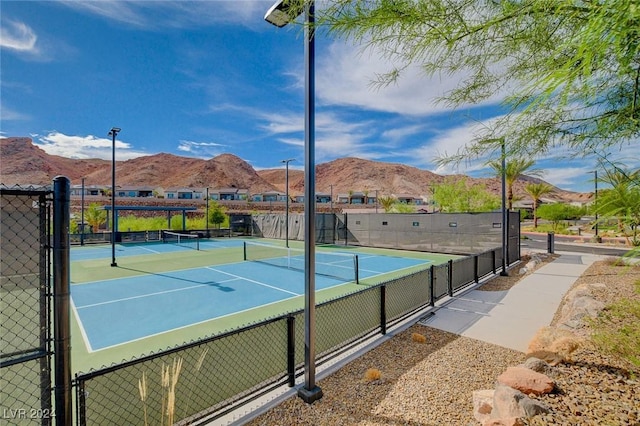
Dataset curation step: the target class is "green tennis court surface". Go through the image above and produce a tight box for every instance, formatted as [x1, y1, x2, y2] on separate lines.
[70, 238, 458, 371]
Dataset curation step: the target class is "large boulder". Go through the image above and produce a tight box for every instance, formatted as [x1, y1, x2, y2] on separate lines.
[556, 283, 606, 333]
[496, 367, 554, 396]
[491, 383, 550, 419]
[473, 389, 494, 424]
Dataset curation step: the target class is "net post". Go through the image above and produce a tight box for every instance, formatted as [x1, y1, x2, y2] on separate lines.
[243, 241, 247, 261]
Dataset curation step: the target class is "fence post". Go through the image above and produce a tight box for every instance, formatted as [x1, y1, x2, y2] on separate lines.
[53, 176, 72, 426]
[380, 285, 387, 335]
[447, 259, 453, 297]
[287, 315, 296, 387]
[474, 254, 479, 283]
[492, 250, 496, 275]
[429, 265, 435, 307]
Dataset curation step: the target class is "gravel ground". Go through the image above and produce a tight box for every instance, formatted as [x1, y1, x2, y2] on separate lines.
[246, 254, 640, 426]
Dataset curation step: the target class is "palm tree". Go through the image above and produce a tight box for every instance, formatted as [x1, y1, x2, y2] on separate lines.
[84, 202, 106, 233]
[524, 183, 555, 228]
[377, 195, 396, 213]
[489, 158, 542, 210]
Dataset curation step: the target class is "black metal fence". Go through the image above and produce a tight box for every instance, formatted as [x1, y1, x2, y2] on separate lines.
[0, 184, 517, 425]
[1, 185, 54, 425]
[73, 246, 507, 425]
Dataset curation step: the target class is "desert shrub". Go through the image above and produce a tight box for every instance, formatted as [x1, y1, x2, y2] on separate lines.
[590, 281, 640, 370]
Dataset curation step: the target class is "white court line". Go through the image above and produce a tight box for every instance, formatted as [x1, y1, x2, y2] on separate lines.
[206, 267, 301, 296]
[137, 246, 161, 254]
[70, 298, 94, 353]
[75, 277, 241, 309]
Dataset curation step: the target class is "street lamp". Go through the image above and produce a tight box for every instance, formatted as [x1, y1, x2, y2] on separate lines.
[500, 139, 509, 276]
[282, 158, 295, 247]
[81, 177, 85, 246]
[108, 127, 121, 267]
[589, 170, 599, 240]
[266, 0, 323, 404]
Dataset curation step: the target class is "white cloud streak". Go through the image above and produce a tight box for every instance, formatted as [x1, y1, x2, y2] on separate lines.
[59, 1, 269, 29]
[317, 41, 507, 116]
[177, 139, 226, 158]
[0, 20, 37, 52]
[34, 132, 148, 161]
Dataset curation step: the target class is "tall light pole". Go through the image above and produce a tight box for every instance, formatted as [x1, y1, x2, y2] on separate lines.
[500, 139, 509, 276]
[589, 170, 599, 240]
[282, 158, 295, 247]
[375, 189, 378, 213]
[81, 177, 85, 246]
[108, 127, 121, 267]
[206, 187, 209, 237]
[266, 0, 322, 404]
[329, 184, 333, 211]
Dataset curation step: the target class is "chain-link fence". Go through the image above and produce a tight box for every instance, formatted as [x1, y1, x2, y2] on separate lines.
[74, 246, 503, 425]
[0, 184, 515, 425]
[1, 185, 53, 425]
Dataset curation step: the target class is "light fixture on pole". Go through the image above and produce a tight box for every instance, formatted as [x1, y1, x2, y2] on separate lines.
[589, 170, 599, 240]
[206, 188, 210, 238]
[266, 0, 322, 404]
[329, 184, 333, 211]
[81, 177, 85, 246]
[282, 158, 295, 247]
[375, 189, 378, 213]
[500, 139, 509, 276]
[108, 127, 121, 267]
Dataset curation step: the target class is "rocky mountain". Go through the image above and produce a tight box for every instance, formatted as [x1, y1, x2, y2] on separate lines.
[0, 137, 589, 202]
[0, 137, 276, 193]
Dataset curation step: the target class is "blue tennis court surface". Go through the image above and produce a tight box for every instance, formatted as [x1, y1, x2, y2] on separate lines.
[71, 242, 430, 351]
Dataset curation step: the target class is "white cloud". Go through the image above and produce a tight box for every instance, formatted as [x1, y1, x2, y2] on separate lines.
[34, 132, 148, 161]
[316, 41, 507, 116]
[0, 105, 31, 121]
[541, 167, 592, 191]
[59, 1, 269, 29]
[0, 20, 37, 52]
[177, 139, 226, 158]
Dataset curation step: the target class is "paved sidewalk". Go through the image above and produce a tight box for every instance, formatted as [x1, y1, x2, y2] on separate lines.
[419, 252, 600, 352]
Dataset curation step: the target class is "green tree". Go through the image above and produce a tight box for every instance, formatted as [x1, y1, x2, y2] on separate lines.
[537, 203, 585, 231]
[597, 166, 640, 245]
[489, 158, 541, 210]
[524, 182, 555, 228]
[432, 178, 500, 213]
[321, 1, 640, 160]
[391, 201, 416, 213]
[208, 200, 227, 229]
[84, 202, 106, 233]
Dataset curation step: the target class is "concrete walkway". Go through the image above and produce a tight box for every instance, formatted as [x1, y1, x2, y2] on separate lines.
[419, 252, 601, 352]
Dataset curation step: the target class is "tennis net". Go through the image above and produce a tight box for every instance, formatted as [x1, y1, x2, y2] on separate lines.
[243, 241, 359, 283]
[162, 231, 200, 250]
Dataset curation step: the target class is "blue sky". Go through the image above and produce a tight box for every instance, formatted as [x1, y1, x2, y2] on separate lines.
[0, 0, 612, 192]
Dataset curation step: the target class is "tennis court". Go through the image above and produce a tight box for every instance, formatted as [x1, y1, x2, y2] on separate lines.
[70, 237, 457, 364]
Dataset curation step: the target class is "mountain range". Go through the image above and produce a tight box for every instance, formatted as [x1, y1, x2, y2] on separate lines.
[0, 137, 589, 203]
